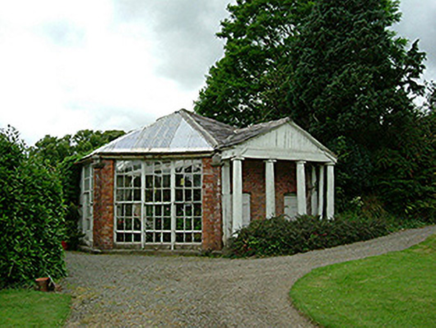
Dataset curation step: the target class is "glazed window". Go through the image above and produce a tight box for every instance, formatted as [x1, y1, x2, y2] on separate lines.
[114, 159, 203, 247]
[115, 160, 142, 243]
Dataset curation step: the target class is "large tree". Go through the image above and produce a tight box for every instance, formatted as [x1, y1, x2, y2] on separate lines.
[195, 0, 311, 126]
[196, 0, 433, 218]
[286, 0, 426, 210]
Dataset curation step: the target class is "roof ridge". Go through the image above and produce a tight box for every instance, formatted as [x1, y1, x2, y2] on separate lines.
[178, 109, 220, 148]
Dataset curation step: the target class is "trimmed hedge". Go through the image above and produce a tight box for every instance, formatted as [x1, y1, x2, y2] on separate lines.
[227, 214, 389, 257]
[0, 127, 66, 288]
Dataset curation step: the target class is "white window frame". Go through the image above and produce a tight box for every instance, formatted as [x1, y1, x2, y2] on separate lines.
[113, 159, 203, 249]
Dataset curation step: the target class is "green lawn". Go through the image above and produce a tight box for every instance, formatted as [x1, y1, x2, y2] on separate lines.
[0, 289, 71, 327]
[290, 234, 436, 328]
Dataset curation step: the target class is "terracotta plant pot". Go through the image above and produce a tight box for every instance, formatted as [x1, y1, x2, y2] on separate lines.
[35, 277, 50, 292]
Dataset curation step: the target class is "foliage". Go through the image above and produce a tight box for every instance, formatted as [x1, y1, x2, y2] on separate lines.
[374, 108, 436, 220]
[0, 126, 66, 288]
[226, 215, 389, 257]
[196, 0, 435, 220]
[31, 129, 125, 249]
[287, 0, 427, 207]
[291, 234, 436, 328]
[0, 289, 71, 327]
[195, 0, 313, 126]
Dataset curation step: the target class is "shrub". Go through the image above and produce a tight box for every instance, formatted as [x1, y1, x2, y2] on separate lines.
[0, 127, 66, 288]
[227, 214, 389, 258]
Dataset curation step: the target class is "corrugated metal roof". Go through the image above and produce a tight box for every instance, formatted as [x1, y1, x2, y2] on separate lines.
[90, 111, 214, 155]
[87, 109, 336, 162]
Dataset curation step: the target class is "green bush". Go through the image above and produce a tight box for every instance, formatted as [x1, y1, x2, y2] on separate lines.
[227, 214, 389, 258]
[0, 127, 66, 288]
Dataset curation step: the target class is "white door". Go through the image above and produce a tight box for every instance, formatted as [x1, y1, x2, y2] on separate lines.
[284, 193, 298, 220]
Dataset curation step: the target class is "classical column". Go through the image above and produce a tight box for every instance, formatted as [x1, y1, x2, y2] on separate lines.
[296, 160, 307, 216]
[221, 161, 231, 244]
[311, 165, 318, 216]
[265, 159, 276, 218]
[318, 165, 325, 218]
[326, 163, 335, 219]
[232, 157, 244, 234]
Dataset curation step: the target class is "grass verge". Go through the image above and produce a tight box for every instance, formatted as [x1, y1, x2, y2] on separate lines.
[290, 234, 436, 328]
[0, 289, 71, 327]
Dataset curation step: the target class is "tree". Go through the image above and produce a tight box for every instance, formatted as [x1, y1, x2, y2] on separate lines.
[287, 0, 425, 142]
[195, 0, 312, 126]
[286, 0, 427, 211]
[196, 0, 433, 219]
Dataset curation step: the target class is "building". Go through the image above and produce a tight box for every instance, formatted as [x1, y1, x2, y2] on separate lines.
[79, 109, 336, 251]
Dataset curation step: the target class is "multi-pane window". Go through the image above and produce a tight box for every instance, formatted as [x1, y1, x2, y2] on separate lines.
[144, 161, 172, 244]
[81, 164, 93, 236]
[114, 159, 203, 247]
[115, 160, 142, 243]
[174, 160, 202, 243]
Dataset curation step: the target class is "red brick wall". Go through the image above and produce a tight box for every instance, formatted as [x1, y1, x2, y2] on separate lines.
[242, 160, 265, 221]
[93, 159, 115, 250]
[275, 161, 296, 216]
[241, 159, 296, 220]
[202, 157, 222, 251]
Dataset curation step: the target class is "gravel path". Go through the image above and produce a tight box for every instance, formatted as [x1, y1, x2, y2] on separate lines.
[63, 226, 436, 327]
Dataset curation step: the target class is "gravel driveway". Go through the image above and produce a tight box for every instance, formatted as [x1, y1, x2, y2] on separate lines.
[63, 226, 436, 327]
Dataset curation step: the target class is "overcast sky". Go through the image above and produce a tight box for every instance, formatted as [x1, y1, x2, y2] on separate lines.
[0, 0, 435, 146]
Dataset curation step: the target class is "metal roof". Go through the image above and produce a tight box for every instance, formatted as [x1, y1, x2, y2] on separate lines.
[90, 110, 215, 155]
[87, 109, 336, 162]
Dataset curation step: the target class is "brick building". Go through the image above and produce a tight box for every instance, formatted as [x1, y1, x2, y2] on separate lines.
[79, 109, 336, 251]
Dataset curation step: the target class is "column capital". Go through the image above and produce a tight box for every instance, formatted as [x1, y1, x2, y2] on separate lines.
[231, 156, 245, 162]
[326, 162, 335, 166]
[264, 159, 277, 163]
[296, 160, 306, 165]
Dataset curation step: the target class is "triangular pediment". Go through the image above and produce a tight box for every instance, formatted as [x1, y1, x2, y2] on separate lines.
[222, 121, 336, 163]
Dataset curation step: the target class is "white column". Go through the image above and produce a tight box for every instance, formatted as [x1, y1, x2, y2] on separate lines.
[221, 161, 231, 245]
[296, 160, 307, 216]
[232, 157, 244, 234]
[318, 165, 325, 218]
[265, 159, 276, 218]
[170, 162, 177, 250]
[311, 165, 318, 216]
[326, 163, 335, 219]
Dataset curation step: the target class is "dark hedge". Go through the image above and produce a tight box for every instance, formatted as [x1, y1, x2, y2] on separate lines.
[227, 214, 389, 258]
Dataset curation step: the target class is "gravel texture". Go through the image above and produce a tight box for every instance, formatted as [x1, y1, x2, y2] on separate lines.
[63, 226, 436, 327]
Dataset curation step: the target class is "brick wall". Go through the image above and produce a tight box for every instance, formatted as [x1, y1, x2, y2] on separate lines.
[242, 159, 296, 220]
[93, 159, 115, 250]
[275, 161, 296, 216]
[242, 159, 265, 221]
[202, 157, 222, 251]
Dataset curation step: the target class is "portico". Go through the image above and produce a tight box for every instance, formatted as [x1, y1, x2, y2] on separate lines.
[80, 109, 336, 251]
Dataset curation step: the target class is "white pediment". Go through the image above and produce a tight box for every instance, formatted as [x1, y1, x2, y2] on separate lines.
[221, 122, 336, 163]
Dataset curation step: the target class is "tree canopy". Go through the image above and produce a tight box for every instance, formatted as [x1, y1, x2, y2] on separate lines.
[195, 0, 435, 219]
[195, 0, 312, 126]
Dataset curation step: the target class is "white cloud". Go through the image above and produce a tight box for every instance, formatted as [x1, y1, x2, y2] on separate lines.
[0, 0, 434, 146]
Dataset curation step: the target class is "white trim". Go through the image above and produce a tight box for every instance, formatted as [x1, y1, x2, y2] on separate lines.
[221, 161, 231, 245]
[326, 163, 335, 219]
[296, 161, 307, 216]
[265, 159, 276, 218]
[318, 166, 325, 218]
[232, 157, 244, 234]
